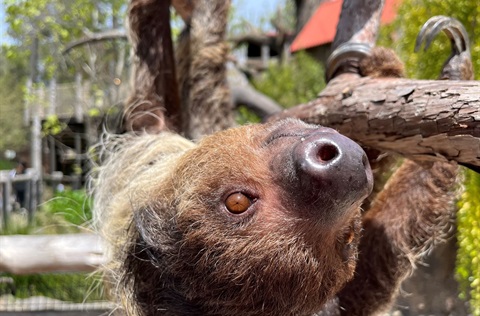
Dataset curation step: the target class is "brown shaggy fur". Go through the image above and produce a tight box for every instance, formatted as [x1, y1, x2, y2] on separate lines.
[176, 0, 235, 140]
[336, 160, 458, 315]
[359, 47, 405, 78]
[125, 0, 181, 133]
[95, 119, 372, 315]
[94, 121, 458, 316]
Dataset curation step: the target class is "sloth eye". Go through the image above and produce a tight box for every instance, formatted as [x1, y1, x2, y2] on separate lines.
[225, 192, 253, 214]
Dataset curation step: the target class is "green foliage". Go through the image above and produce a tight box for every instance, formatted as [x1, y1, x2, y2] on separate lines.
[379, 0, 480, 313]
[1, 189, 92, 235]
[0, 188, 101, 303]
[42, 189, 93, 228]
[4, 0, 128, 81]
[0, 83, 27, 152]
[457, 170, 480, 315]
[0, 47, 28, 153]
[42, 115, 67, 136]
[378, 0, 480, 80]
[0, 160, 16, 170]
[1, 273, 105, 302]
[1, 0, 130, 161]
[236, 105, 261, 125]
[252, 52, 326, 108]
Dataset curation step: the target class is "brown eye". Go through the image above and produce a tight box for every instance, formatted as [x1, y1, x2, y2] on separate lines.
[225, 192, 252, 214]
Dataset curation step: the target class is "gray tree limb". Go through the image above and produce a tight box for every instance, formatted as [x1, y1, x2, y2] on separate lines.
[228, 65, 282, 119]
[62, 29, 127, 54]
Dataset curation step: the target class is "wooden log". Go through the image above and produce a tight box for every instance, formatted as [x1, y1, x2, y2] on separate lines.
[270, 74, 480, 169]
[0, 234, 104, 274]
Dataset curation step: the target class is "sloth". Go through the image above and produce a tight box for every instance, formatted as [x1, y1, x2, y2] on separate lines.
[94, 117, 457, 316]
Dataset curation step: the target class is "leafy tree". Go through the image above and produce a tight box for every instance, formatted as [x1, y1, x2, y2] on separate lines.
[379, 1, 480, 313]
[0, 45, 28, 153]
[4, 0, 127, 82]
[0, 78, 27, 153]
[1, 0, 130, 154]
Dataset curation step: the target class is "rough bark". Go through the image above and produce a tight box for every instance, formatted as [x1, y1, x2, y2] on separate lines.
[270, 74, 480, 170]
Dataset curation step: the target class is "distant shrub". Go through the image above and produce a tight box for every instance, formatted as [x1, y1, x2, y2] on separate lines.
[252, 51, 326, 108]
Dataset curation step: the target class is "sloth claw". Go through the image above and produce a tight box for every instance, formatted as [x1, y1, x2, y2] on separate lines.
[415, 15, 470, 55]
[326, 42, 372, 81]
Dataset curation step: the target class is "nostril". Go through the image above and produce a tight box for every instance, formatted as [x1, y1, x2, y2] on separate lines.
[362, 154, 368, 168]
[317, 142, 339, 162]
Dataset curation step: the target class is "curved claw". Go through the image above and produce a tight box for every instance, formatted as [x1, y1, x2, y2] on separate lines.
[415, 15, 470, 55]
[326, 42, 372, 82]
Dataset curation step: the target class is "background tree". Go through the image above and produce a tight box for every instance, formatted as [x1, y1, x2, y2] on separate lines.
[253, 51, 325, 108]
[4, 0, 127, 82]
[1, 0, 129, 164]
[0, 45, 28, 154]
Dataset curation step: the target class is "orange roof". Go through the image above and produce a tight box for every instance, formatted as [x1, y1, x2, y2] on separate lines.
[291, 0, 401, 52]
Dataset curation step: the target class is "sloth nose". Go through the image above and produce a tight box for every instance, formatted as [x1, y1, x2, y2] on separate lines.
[292, 131, 373, 217]
[294, 132, 368, 174]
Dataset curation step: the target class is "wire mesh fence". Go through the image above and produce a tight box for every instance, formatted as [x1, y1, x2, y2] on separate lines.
[0, 273, 113, 315]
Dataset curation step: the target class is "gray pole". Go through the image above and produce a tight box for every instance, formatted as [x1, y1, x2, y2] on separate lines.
[29, 36, 43, 210]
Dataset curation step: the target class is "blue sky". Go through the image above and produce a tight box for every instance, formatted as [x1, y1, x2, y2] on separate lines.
[0, 4, 6, 43]
[0, 0, 283, 45]
[233, 0, 283, 29]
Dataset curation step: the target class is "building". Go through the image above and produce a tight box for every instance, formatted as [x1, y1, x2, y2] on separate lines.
[290, 0, 402, 64]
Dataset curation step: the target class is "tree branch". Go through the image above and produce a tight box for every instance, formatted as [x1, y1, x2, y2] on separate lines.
[270, 74, 480, 170]
[231, 85, 282, 119]
[228, 65, 282, 119]
[62, 29, 127, 55]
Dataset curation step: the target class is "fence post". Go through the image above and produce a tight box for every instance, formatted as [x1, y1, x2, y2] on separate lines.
[261, 44, 270, 68]
[48, 77, 57, 116]
[75, 73, 84, 123]
[26, 168, 38, 224]
[0, 171, 13, 230]
[51, 171, 63, 192]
